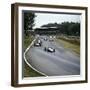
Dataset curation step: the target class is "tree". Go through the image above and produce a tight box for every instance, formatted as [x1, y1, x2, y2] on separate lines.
[68, 23, 80, 36]
[40, 22, 80, 36]
[60, 22, 70, 35]
[24, 12, 36, 36]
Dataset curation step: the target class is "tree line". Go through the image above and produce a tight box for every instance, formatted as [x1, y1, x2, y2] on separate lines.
[24, 12, 80, 36]
[41, 22, 80, 36]
[24, 12, 36, 36]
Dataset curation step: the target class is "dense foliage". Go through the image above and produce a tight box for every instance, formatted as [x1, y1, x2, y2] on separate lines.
[24, 12, 36, 36]
[41, 22, 80, 36]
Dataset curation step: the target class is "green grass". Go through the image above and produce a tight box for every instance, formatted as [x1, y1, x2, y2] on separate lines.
[24, 61, 44, 77]
[58, 36, 80, 45]
[24, 35, 44, 77]
[56, 38, 80, 55]
[24, 35, 34, 50]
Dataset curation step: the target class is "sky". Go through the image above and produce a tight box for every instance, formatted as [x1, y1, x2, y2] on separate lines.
[33, 12, 80, 28]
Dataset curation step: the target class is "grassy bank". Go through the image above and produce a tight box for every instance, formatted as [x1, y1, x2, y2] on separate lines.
[57, 36, 80, 45]
[24, 35, 34, 50]
[24, 61, 44, 77]
[24, 35, 44, 77]
[56, 38, 80, 55]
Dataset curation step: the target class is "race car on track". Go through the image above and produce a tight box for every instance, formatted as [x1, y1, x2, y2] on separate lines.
[34, 39, 42, 47]
[44, 47, 55, 53]
[44, 38, 48, 41]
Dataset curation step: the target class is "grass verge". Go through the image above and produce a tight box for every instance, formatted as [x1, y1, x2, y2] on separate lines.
[56, 38, 80, 55]
[24, 61, 44, 77]
[24, 35, 44, 77]
[24, 35, 34, 50]
[57, 36, 80, 45]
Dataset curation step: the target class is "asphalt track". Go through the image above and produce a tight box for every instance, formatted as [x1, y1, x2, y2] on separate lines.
[26, 36, 80, 76]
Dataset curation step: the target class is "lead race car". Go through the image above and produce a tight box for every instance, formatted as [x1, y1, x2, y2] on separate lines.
[44, 47, 55, 53]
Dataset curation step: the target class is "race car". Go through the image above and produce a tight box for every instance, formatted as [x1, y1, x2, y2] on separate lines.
[44, 47, 55, 53]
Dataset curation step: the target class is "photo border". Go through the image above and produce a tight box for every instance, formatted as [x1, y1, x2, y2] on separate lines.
[11, 3, 88, 87]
